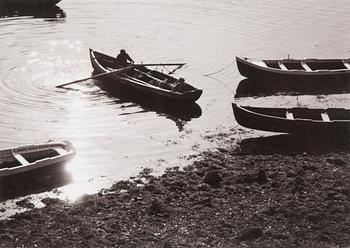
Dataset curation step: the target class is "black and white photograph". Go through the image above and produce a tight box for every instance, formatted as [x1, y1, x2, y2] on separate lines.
[0, 0, 349, 247]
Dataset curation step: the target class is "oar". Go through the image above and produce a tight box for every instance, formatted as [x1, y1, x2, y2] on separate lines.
[55, 67, 132, 88]
[168, 64, 185, 74]
[135, 63, 186, 67]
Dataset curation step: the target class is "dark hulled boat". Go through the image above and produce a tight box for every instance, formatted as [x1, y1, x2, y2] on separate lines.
[236, 56, 350, 87]
[0, 0, 61, 8]
[89, 49, 202, 105]
[0, 5, 65, 18]
[232, 103, 350, 134]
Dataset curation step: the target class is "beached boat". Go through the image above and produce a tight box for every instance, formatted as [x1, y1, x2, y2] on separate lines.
[89, 49, 202, 104]
[232, 103, 350, 134]
[0, 0, 61, 7]
[0, 141, 75, 178]
[236, 56, 350, 85]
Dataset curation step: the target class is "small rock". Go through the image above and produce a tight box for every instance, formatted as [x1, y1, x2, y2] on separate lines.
[237, 227, 263, 241]
[217, 148, 228, 153]
[41, 198, 63, 206]
[148, 199, 165, 215]
[15, 198, 34, 209]
[145, 184, 160, 193]
[291, 176, 304, 193]
[256, 169, 268, 184]
[306, 212, 323, 224]
[203, 171, 222, 188]
[327, 158, 346, 166]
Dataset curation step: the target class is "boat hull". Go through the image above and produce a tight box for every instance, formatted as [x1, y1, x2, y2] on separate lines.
[89, 49, 202, 105]
[0, 0, 61, 7]
[232, 103, 350, 135]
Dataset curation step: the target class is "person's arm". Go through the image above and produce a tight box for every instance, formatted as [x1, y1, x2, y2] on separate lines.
[127, 54, 134, 63]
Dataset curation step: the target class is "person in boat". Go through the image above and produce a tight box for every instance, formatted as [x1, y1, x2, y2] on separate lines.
[153, 78, 173, 90]
[172, 78, 186, 92]
[116, 49, 134, 67]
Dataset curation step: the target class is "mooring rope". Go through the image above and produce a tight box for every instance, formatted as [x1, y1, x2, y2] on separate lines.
[204, 74, 236, 95]
[203, 60, 235, 77]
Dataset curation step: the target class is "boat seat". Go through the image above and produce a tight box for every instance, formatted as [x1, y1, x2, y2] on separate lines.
[343, 62, 350, 69]
[13, 154, 29, 165]
[254, 61, 267, 67]
[278, 62, 288, 70]
[301, 62, 312, 71]
[286, 112, 294, 120]
[54, 147, 66, 155]
[321, 112, 331, 122]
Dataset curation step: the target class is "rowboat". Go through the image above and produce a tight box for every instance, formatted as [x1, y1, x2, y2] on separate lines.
[232, 103, 350, 134]
[236, 56, 350, 86]
[0, 5, 65, 18]
[89, 49, 202, 104]
[0, 141, 75, 178]
[0, 0, 61, 7]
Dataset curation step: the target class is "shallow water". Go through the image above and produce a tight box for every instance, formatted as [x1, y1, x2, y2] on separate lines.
[0, 0, 350, 216]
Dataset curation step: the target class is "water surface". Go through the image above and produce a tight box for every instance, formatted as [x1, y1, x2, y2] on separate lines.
[1, 0, 350, 216]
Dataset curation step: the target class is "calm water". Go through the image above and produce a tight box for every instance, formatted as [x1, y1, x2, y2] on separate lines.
[1, 0, 350, 216]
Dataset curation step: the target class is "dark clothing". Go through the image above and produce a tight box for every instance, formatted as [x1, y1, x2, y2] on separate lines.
[116, 52, 134, 67]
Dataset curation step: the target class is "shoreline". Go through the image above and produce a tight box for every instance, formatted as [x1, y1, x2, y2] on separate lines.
[0, 131, 349, 247]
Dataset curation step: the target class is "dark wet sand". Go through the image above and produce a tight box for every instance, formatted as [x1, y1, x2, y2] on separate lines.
[0, 130, 349, 248]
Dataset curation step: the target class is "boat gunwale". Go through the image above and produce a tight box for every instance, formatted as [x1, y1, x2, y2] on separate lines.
[232, 103, 334, 123]
[232, 104, 350, 124]
[236, 56, 350, 75]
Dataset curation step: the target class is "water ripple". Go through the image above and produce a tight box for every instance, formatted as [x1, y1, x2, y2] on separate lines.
[1, 0, 350, 207]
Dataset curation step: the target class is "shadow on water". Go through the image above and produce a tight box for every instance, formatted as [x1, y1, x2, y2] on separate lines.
[0, 5, 66, 19]
[238, 133, 350, 156]
[0, 169, 72, 201]
[235, 78, 350, 98]
[93, 79, 202, 131]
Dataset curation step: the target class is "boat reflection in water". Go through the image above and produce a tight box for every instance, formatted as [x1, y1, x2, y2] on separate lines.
[0, 5, 66, 20]
[0, 168, 72, 201]
[93, 78, 202, 131]
[235, 78, 350, 98]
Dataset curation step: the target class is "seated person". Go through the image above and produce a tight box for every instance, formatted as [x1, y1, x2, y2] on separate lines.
[115, 49, 134, 67]
[172, 78, 186, 92]
[150, 78, 170, 89]
[148, 79, 158, 86]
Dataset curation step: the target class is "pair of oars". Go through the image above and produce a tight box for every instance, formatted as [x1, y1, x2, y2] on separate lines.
[55, 63, 186, 88]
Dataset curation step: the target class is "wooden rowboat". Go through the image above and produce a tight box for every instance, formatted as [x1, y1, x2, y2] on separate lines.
[236, 56, 350, 86]
[0, 141, 75, 178]
[0, 5, 65, 18]
[89, 49, 202, 104]
[0, 0, 61, 7]
[232, 103, 350, 134]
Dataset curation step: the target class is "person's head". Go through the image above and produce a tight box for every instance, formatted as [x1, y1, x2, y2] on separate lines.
[178, 78, 185, 83]
[120, 49, 126, 54]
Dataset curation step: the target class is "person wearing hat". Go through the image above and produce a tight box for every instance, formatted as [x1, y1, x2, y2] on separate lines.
[172, 78, 186, 92]
[116, 49, 134, 67]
